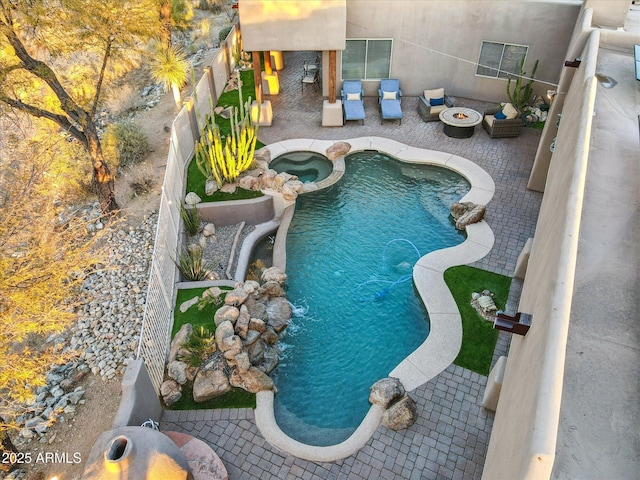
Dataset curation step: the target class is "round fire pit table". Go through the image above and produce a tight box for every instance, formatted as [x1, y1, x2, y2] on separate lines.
[439, 107, 483, 138]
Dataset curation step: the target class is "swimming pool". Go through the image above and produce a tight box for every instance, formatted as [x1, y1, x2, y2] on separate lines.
[271, 151, 470, 446]
[270, 151, 333, 183]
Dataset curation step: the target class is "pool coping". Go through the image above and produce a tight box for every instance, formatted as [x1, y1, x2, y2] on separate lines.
[254, 137, 495, 462]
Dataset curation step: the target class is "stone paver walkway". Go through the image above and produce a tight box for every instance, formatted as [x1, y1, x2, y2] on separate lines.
[161, 50, 543, 479]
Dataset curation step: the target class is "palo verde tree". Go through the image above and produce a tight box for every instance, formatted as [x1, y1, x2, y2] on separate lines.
[0, 118, 104, 466]
[0, 0, 160, 213]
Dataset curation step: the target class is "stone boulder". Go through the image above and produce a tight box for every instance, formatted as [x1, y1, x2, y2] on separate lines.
[369, 377, 406, 408]
[193, 368, 231, 402]
[450, 202, 486, 231]
[239, 175, 260, 191]
[160, 380, 182, 406]
[235, 306, 251, 339]
[261, 327, 279, 345]
[167, 360, 188, 385]
[266, 297, 292, 333]
[259, 280, 286, 298]
[202, 286, 223, 300]
[254, 147, 271, 164]
[202, 223, 216, 237]
[326, 141, 351, 161]
[214, 306, 240, 327]
[261, 266, 287, 285]
[185, 192, 201, 205]
[169, 324, 193, 363]
[382, 394, 418, 430]
[215, 321, 235, 351]
[225, 285, 249, 307]
[179, 296, 199, 313]
[229, 366, 274, 393]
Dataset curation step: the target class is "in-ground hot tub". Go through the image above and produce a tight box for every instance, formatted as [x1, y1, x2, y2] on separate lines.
[270, 151, 333, 183]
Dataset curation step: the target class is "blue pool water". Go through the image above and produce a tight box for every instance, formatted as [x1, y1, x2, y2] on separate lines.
[270, 151, 333, 183]
[272, 151, 469, 446]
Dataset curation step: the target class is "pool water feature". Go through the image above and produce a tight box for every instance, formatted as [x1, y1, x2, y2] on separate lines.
[272, 151, 470, 446]
[270, 151, 333, 183]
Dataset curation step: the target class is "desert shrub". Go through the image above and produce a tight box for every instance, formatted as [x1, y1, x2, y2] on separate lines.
[199, 0, 223, 13]
[218, 25, 232, 43]
[179, 326, 216, 367]
[102, 121, 149, 169]
[127, 162, 155, 197]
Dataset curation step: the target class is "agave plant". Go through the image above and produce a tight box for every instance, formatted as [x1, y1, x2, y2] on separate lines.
[507, 57, 539, 113]
[175, 243, 213, 281]
[179, 326, 216, 367]
[179, 203, 201, 236]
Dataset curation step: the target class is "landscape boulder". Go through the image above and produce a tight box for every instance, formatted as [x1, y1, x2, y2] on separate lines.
[160, 380, 182, 406]
[326, 141, 351, 161]
[169, 323, 193, 363]
[369, 377, 405, 408]
[382, 394, 418, 430]
[193, 368, 231, 402]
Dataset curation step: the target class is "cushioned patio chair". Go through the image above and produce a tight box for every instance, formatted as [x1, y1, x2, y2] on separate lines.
[482, 103, 523, 138]
[342, 80, 365, 124]
[417, 88, 454, 122]
[378, 79, 403, 125]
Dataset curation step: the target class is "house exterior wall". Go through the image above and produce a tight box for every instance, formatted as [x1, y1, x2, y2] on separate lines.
[341, 0, 582, 99]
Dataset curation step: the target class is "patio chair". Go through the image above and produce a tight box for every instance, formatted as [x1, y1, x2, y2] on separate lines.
[378, 79, 403, 125]
[417, 88, 454, 122]
[482, 104, 523, 138]
[301, 64, 319, 92]
[342, 80, 365, 124]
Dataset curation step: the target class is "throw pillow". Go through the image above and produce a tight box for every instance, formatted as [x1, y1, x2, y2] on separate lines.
[502, 102, 519, 120]
[423, 88, 444, 103]
[494, 110, 507, 120]
[346, 92, 360, 101]
[382, 90, 397, 100]
[430, 97, 444, 106]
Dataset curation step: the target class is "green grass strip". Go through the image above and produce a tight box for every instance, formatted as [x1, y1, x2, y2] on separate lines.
[444, 265, 512, 376]
[169, 287, 257, 410]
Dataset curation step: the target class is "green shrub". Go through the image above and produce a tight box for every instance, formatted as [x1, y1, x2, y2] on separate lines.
[102, 121, 149, 170]
[218, 25, 232, 43]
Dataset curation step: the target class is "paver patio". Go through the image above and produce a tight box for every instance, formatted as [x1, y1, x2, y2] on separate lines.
[160, 50, 543, 479]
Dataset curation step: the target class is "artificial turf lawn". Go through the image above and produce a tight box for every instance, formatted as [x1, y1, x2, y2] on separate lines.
[168, 287, 256, 410]
[186, 68, 266, 199]
[444, 265, 512, 376]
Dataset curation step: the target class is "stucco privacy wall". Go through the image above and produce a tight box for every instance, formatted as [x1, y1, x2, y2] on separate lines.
[136, 26, 244, 392]
[481, 31, 600, 480]
[239, 0, 346, 51]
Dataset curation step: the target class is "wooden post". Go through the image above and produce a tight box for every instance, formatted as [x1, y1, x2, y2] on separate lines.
[252, 51, 263, 104]
[264, 50, 273, 75]
[328, 50, 336, 104]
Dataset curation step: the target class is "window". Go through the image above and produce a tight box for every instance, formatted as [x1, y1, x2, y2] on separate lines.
[476, 41, 528, 79]
[342, 39, 392, 80]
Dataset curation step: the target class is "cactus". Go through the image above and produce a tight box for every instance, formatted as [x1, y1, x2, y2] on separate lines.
[507, 57, 539, 113]
[195, 84, 259, 188]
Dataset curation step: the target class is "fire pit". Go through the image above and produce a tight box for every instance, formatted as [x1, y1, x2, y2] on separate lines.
[439, 107, 482, 138]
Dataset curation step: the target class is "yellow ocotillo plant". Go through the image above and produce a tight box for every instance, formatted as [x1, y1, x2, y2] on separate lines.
[195, 85, 259, 188]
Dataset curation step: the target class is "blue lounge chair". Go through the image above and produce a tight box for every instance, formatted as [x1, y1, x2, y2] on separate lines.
[378, 79, 403, 125]
[342, 80, 365, 124]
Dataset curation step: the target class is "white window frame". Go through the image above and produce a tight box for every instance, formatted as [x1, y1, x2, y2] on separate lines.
[342, 38, 393, 81]
[476, 41, 529, 80]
